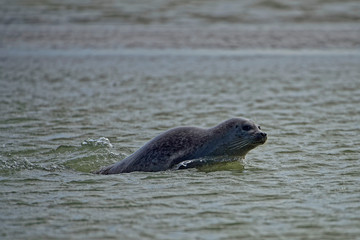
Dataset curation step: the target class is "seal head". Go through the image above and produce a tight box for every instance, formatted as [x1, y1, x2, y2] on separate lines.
[209, 118, 267, 157]
[95, 118, 267, 174]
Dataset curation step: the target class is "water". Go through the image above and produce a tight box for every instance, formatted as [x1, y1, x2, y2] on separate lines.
[1, 1, 360, 240]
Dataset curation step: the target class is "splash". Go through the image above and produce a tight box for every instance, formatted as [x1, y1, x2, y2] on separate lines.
[81, 137, 113, 148]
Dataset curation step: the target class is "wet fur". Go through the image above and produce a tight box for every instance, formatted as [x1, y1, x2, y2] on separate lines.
[95, 118, 267, 174]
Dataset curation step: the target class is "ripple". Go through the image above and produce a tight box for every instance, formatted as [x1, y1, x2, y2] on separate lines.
[1, 47, 360, 240]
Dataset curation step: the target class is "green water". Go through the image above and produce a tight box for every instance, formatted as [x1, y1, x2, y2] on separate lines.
[1, 0, 360, 239]
[1, 49, 359, 239]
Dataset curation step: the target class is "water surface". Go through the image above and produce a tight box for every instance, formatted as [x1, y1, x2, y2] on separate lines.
[1, 49, 360, 239]
[1, 1, 360, 239]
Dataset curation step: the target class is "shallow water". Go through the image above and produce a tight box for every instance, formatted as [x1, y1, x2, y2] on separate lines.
[1, 49, 360, 239]
[1, 1, 360, 239]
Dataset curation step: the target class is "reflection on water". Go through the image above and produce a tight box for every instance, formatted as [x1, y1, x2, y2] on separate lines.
[1, 0, 360, 50]
[2, 0, 360, 25]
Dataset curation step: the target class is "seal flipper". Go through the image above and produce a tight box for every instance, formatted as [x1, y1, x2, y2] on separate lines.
[174, 156, 242, 170]
[174, 158, 212, 170]
[94, 164, 114, 174]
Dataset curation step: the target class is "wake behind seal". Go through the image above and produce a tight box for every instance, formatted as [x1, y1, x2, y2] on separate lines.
[95, 118, 267, 174]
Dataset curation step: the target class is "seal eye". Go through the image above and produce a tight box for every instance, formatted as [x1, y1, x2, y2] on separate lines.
[242, 125, 252, 131]
[258, 125, 261, 130]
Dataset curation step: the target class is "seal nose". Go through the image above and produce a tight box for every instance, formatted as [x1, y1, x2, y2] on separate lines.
[260, 132, 267, 137]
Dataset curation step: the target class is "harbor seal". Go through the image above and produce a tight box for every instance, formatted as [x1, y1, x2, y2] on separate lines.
[95, 118, 267, 174]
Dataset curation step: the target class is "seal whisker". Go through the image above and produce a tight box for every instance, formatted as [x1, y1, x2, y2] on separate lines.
[228, 143, 248, 151]
[227, 139, 249, 150]
[228, 141, 252, 151]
